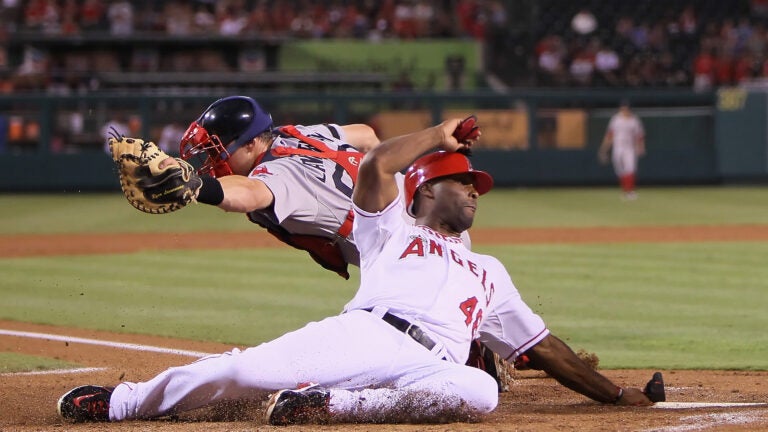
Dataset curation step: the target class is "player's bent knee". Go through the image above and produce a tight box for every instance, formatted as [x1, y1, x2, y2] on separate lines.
[454, 366, 499, 413]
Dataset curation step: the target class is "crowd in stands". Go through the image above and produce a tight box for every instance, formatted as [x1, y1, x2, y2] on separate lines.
[3, 0, 768, 92]
[4, 0, 499, 40]
[528, 0, 768, 89]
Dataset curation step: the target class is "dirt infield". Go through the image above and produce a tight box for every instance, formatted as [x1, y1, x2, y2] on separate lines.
[2, 226, 768, 430]
[3, 225, 768, 258]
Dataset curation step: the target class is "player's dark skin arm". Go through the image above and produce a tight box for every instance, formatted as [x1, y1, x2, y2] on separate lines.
[525, 334, 653, 406]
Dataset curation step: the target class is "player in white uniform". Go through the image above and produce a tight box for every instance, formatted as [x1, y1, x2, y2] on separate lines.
[57, 119, 655, 425]
[598, 100, 645, 200]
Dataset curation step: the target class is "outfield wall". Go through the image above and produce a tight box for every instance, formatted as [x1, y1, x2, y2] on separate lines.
[0, 88, 763, 191]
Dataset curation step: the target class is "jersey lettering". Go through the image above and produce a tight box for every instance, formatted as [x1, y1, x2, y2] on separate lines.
[459, 297, 484, 339]
[306, 131, 334, 143]
[428, 239, 443, 257]
[459, 297, 478, 325]
[296, 142, 326, 182]
[399, 236, 425, 259]
[332, 163, 353, 198]
[450, 249, 463, 266]
[467, 260, 479, 276]
[398, 235, 497, 307]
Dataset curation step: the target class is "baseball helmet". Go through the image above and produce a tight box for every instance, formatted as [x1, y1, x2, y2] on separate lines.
[179, 96, 273, 177]
[404, 151, 493, 217]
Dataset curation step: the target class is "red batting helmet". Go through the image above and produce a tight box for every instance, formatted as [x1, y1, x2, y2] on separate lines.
[404, 151, 493, 217]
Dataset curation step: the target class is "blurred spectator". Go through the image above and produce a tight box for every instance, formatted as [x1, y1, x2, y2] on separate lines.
[657, 51, 688, 86]
[193, 4, 216, 34]
[536, 34, 568, 86]
[571, 8, 597, 35]
[679, 5, 698, 35]
[733, 52, 756, 83]
[164, 1, 193, 36]
[714, 51, 735, 86]
[745, 22, 767, 56]
[100, 115, 129, 152]
[693, 47, 716, 91]
[80, 0, 105, 31]
[594, 41, 621, 86]
[157, 121, 184, 154]
[107, 0, 133, 35]
[218, 3, 248, 36]
[569, 40, 597, 86]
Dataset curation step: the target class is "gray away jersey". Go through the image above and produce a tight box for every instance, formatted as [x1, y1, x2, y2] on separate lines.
[246, 123, 363, 266]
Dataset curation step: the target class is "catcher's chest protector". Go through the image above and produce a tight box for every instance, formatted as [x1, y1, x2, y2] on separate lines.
[253, 125, 363, 278]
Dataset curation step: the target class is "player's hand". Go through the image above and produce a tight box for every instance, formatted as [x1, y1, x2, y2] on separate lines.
[159, 157, 180, 170]
[616, 387, 654, 406]
[436, 117, 480, 154]
[598, 150, 608, 165]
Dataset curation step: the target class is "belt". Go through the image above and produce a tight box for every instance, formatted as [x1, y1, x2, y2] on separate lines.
[364, 308, 436, 351]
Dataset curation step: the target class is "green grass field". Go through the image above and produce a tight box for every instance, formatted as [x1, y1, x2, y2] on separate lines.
[1, 186, 767, 370]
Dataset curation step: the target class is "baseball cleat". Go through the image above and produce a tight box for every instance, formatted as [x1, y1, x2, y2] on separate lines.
[265, 383, 331, 425]
[644, 371, 666, 402]
[57, 385, 113, 422]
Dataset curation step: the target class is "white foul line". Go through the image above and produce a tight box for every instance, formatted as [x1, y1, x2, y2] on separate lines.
[652, 402, 768, 409]
[1, 367, 108, 377]
[0, 329, 213, 358]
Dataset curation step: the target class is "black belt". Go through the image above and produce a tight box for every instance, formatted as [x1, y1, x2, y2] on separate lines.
[364, 308, 436, 351]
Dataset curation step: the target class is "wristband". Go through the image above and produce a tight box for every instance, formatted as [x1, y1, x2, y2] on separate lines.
[613, 387, 624, 404]
[197, 175, 224, 205]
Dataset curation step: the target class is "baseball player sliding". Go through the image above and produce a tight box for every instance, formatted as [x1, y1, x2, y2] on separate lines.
[58, 119, 662, 425]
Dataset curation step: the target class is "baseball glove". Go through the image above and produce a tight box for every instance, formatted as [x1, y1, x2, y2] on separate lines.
[466, 341, 516, 392]
[109, 135, 202, 214]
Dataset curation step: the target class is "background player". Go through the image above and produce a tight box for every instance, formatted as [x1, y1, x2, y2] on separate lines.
[598, 100, 646, 200]
[58, 119, 657, 425]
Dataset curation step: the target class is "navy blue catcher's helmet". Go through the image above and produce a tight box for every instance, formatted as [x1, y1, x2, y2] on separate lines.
[179, 96, 273, 177]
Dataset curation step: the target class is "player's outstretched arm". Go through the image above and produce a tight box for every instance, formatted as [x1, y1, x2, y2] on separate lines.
[353, 119, 469, 213]
[158, 158, 275, 213]
[524, 334, 653, 406]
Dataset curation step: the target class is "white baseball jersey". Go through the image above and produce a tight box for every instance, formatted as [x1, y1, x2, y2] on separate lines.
[345, 197, 549, 363]
[606, 113, 644, 176]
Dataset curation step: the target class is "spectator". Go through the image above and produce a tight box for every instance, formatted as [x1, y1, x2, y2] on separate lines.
[107, 0, 133, 35]
[536, 34, 568, 86]
[100, 115, 130, 153]
[157, 121, 185, 155]
[594, 41, 622, 86]
[571, 8, 597, 35]
[713, 51, 735, 86]
[569, 40, 597, 86]
[692, 47, 716, 91]
[218, 4, 248, 36]
[80, 0, 105, 31]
